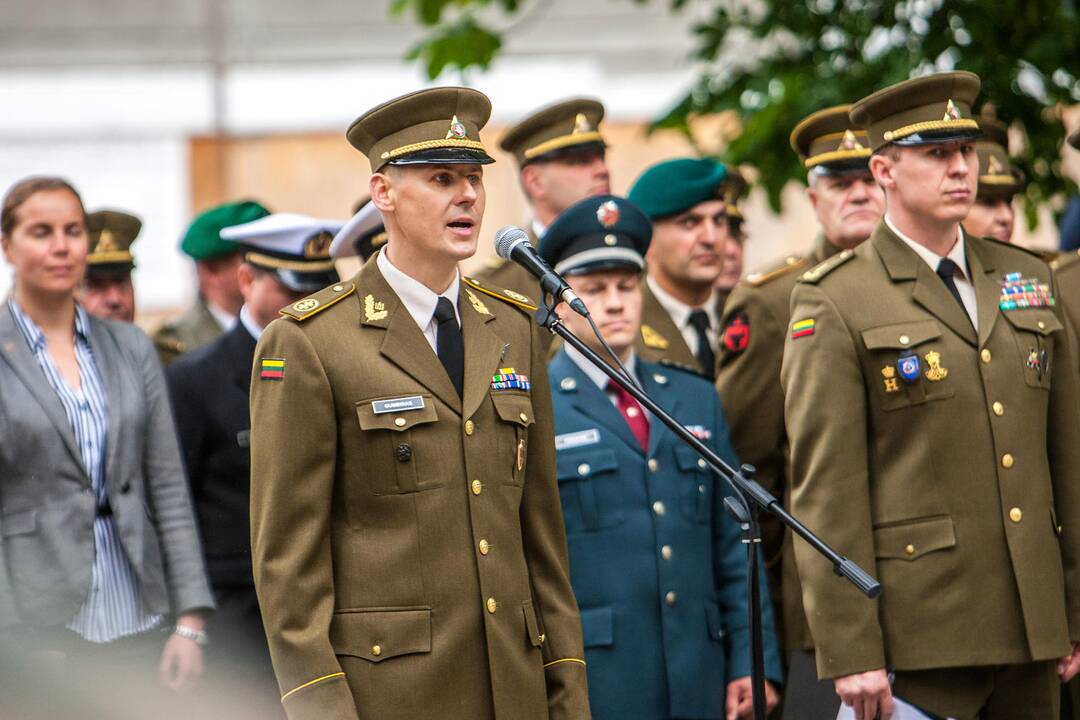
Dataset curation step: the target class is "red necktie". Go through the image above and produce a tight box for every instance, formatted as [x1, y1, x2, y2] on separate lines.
[607, 380, 650, 452]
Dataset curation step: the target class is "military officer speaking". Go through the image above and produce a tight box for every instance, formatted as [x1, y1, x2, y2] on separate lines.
[167, 213, 343, 718]
[715, 105, 883, 717]
[961, 115, 1024, 244]
[249, 87, 589, 720]
[782, 71, 1080, 719]
[539, 194, 782, 719]
[627, 158, 742, 379]
[81, 209, 142, 323]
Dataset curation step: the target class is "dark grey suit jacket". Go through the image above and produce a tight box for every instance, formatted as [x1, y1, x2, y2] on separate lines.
[0, 304, 214, 629]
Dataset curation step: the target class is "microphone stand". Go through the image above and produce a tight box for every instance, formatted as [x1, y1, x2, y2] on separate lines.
[533, 303, 881, 720]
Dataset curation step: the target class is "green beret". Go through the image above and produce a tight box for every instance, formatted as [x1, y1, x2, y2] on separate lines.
[180, 200, 270, 260]
[538, 195, 651, 276]
[627, 158, 729, 221]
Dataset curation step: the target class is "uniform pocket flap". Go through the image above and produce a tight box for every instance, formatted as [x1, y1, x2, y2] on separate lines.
[556, 448, 618, 481]
[674, 445, 710, 473]
[873, 516, 956, 561]
[1, 509, 36, 537]
[523, 601, 544, 648]
[861, 320, 942, 351]
[704, 600, 726, 641]
[580, 605, 614, 648]
[329, 606, 432, 662]
[355, 395, 438, 432]
[491, 392, 535, 427]
[1002, 309, 1063, 335]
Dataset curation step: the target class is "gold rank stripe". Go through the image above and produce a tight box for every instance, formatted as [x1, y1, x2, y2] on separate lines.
[543, 657, 587, 669]
[380, 137, 487, 161]
[280, 672, 346, 702]
[804, 148, 871, 168]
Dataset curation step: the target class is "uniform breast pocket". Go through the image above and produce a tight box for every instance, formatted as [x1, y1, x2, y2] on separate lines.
[861, 320, 955, 411]
[491, 392, 534, 486]
[555, 448, 622, 531]
[1002, 309, 1061, 390]
[355, 394, 439, 494]
[674, 445, 711, 524]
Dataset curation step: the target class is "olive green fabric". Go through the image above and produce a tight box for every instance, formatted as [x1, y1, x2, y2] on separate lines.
[627, 158, 729, 221]
[891, 661, 1059, 719]
[782, 221, 1080, 680]
[849, 71, 982, 151]
[635, 281, 702, 374]
[86, 209, 141, 271]
[976, 117, 1023, 199]
[789, 105, 871, 171]
[248, 256, 589, 720]
[499, 97, 606, 166]
[181, 201, 270, 261]
[346, 87, 494, 172]
[152, 298, 226, 365]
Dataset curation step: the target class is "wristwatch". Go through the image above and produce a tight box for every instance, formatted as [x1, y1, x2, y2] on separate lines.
[173, 624, 209, 646]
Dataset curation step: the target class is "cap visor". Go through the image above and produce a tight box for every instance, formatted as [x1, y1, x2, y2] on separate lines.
[386, 147, 495, 166]
[273, 268, 341, 294]
[525, 140, 607, 165]
[810, 160, 872, 177]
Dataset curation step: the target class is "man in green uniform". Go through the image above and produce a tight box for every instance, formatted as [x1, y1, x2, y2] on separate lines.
[474, 97, 611, 297]
[782, 71, 1080, 719]
[962, 116, 1023, 243]
[716, 105, 884, 718]
[713, 171, 749, 313]
[249, 87, 589, 720]
[152, 201, 269, 364]
[81, 209, 142, 323]
[627, 158, 741, 378]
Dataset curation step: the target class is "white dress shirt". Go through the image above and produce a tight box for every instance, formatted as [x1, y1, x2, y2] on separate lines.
[645, 274, 720, 354]
[886, 214, 978, 330]
[239, 304, 264, 341]
[206, 300, 236, 331]
[377, 249, 461, 352]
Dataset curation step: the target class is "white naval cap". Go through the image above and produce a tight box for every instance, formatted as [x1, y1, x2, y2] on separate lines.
[221, 213, 344, 293]
[329, 200, 386, 260]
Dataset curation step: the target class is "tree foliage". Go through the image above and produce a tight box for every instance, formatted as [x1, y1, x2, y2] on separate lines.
[393, 0, 1080, 224]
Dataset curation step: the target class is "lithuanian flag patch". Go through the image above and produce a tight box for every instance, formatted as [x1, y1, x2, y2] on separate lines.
[791, 319, 816, 339]
[260, 358, 285, 380]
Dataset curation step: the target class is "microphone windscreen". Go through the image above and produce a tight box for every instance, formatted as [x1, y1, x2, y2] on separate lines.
[494, 225, 530, 260]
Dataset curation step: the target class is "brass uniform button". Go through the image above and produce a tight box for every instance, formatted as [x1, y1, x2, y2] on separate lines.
[1009, 507, 1023, 523]
[486, 597, 497, 614]
[471, 479, 483, 495]
[372, 645, 382, 657]
[464, 420, 475, 436]
[648, 459, 659, 472]
[577, 463, 591, 476]
[981, 349, 992, 364]
[519, 412, 528, 423]
[1002, 453, 1014, 469]
[479, 539, 491, 555]
[992, 402, 1004, 416]
[394, 417, 406, 427]
[1038, 320, 1046, 330]
[652, 501, 666, 516]
[905, 544, 915, 556]
[665, 591, 677, 606]
[899, 335, 910, 345]
[661, 545, 673, 560]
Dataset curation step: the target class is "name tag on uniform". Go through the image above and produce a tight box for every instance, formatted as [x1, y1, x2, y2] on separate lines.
[555, 428, 600, 450]
[236, 430, 251, 448]
[372, 396, 425, 414]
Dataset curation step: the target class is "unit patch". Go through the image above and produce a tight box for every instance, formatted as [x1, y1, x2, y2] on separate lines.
[260, 358, 285, 381]
[722, 313, 750, 353]
[791, 318, 815, 339]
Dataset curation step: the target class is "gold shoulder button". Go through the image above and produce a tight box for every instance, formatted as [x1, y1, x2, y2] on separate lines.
[800, 248, 855, 284]
[746, 255, 809, 287]
[463, 276, 537, 312]
[279, 282, 356, 321]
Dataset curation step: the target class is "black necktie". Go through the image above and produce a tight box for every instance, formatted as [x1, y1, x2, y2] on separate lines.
[434, 297, 464, 399]
[936, 258, 971, 323]
[687, 309, 715, 380]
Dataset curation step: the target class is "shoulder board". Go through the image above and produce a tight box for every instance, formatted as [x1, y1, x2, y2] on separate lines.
[1051, 249, 1080, 273]
[799, 248, 855, 285]
[745, 255, 808, 287]
[152, 332, 186, 354]
[658, 358, 707, 378]
[640, 324, 670, 350]
[279, 281, 356, 322]
[463, 276, 537, 312]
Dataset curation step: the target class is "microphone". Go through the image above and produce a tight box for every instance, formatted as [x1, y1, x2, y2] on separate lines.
[493, 226, 589, 316]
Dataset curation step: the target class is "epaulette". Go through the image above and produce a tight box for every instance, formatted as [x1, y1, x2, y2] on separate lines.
[152, 332, 186, 355]
[658, 358, 707, 378]
[799, 248, 855, 284]
[279, 281, 356, 321]
[640, 325, 670, 350]
[463, 276, 537, 312]
[1051, 249, 1080, 274]
[745, 255, 808, 287]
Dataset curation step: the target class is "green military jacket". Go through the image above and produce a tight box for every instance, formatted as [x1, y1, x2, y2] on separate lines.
[152, 297, 226, 365]
[782, 222, 1080, 679]
[1053, 250, 1080, 344]
[249, 255, 589, 720]
[715, 236, 840, 654]
[635, 280, 703, 374]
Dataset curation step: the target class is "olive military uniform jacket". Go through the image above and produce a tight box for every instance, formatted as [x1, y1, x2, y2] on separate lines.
[1053, 250, 1080, 345]
[715, 236, 840, 654]
[549, 350, 782, 719]
[781, 222, 1080, 679]
[249, 255, 589, 720]
[152, 296, 226, 366]
[636, 281, 705, 374]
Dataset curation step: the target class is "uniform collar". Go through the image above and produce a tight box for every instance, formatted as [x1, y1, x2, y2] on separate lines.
[885, 214, 969, 279]
[645, 273, 719, 332]
[565, 344, 637, 390]
[376, 248, 461, 329]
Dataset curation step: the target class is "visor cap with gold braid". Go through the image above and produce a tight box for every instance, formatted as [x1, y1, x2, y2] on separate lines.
[849, 71, 983, 152]
[975, 116, 1023, 199]
[499, 97, 607, 167]
[86, 209, 141, 275]
[347, 87, 495, 172]
[790, 104, 872, 175]
[220, 213, 343, 293]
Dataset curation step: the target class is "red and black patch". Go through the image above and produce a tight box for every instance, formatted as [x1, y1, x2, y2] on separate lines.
[722, 313, 750, 353]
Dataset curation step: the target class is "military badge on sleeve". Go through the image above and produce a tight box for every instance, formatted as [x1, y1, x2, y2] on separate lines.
[790, 318, 815, 339]
[260, 358, 285, 381]
[722, 313, 750, 353]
